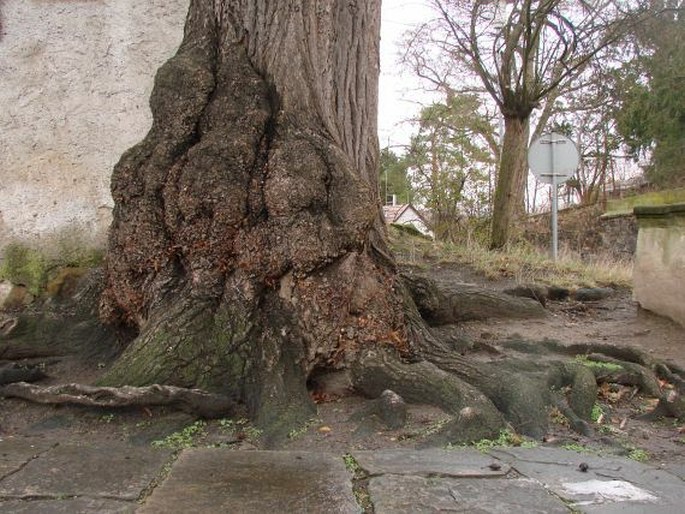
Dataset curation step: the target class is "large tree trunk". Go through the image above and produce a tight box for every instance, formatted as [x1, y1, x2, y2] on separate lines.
[490, 115, 529, 249]
[99, 0, 411, 437]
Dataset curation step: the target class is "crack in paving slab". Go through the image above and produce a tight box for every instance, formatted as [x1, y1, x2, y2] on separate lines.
[352, 448, 511, 478]
[0, 441, 172, 501]
[0, 496, 135, 513]
[0, 438, 58, 482]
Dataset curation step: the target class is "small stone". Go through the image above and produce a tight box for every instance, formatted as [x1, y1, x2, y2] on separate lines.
[377, 390, 408, 430]
[488, 462, 501, 471]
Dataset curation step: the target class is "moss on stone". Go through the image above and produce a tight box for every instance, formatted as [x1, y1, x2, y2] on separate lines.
[0, 243, 49, 295]
[605, 187, 685, 216]
[1, 239, 104, 297]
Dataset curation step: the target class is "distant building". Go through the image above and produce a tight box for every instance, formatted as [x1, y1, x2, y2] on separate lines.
[382, 198, 434, 238]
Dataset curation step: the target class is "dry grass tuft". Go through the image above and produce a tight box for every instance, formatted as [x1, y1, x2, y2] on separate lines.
[388, 226, 633, 290]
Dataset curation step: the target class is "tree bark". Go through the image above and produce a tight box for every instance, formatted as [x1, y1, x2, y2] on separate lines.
[98, 0, 411, 438]
[490, 116, 529, 249]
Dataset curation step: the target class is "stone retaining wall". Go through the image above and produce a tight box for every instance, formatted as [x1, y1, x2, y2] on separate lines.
[633, 203, 685, 327]
[0, 0, 188, 257]
[524, 204, 637, 261]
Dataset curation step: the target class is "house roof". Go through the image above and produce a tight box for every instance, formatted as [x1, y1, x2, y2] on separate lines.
[382, 203, 431, 228]
[382, 204, 411, 223]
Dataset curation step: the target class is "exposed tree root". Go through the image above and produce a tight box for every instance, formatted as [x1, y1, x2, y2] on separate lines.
[0, 364, 47, 385]
[351, 348, 506, 444]
[0, 344, 64, 361]
[2, 263, 681, 446]
[401, 273, 546, 324]
[550, 393, 592, 436]
[0, 316, 19, 337]
[502, 338, 685, 422]
[0, 382, 236, 418]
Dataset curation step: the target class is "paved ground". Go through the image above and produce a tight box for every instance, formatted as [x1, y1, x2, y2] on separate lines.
[1, 436, 683, 513]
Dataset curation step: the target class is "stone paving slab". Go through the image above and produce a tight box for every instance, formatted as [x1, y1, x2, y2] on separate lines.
[138, 449, 358, 514]
[353, 448, 510, 477]
[489, 447, 685, 513]
[0, 498, 135, 514]
[368, 474, 570, 513]
[1, 440, 684, 513]
[662, 462, 685, 481]
[0, 441, 171, 501]
[0, 438, 56, 480]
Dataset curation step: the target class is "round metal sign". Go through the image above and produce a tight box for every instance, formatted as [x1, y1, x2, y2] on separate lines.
[528, 132, 579, 184]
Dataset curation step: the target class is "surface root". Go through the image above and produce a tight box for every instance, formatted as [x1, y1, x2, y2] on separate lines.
[0, 382, 236, 418]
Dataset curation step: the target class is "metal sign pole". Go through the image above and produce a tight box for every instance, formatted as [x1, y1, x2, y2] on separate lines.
[541, 137, 564, 260]
[551, 172, 558, 261]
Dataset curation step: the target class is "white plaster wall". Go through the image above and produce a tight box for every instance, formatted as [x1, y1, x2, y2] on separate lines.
[633, 222, 685, 328]
[0, 0, 188, 253]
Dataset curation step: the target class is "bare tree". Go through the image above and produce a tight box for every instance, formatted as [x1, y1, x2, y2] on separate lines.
[406, 0, 647, 248]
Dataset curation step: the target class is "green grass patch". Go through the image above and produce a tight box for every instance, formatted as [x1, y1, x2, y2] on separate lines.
[476, 430, 537, 452]
[627, 446, 649, 462]
[448, 429, 537, 452]
[562, 442, 596, 454]
[218, 417, 262, 440]
[287, 418, 321, 439]
[151, 420, 206, 450]
[591, 403, 604, 423]
[343, 453, 363, 474]
[0, 243, 49, 295]
[574, 355, 624, 372]
[342, 453, 372, 512]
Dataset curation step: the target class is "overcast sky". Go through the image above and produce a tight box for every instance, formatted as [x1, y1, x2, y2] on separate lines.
[379, 0, 435, 150]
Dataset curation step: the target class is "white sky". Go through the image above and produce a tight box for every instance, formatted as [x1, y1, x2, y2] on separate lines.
[379, 0, 436, 150]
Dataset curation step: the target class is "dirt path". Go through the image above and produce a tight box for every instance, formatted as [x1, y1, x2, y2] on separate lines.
[460, 290, 685, 370]
[414, 261, 685, 370]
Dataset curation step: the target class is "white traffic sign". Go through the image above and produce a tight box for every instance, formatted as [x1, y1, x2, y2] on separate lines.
[528, 133, 579, 184]
[527, 132, 580, 261]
